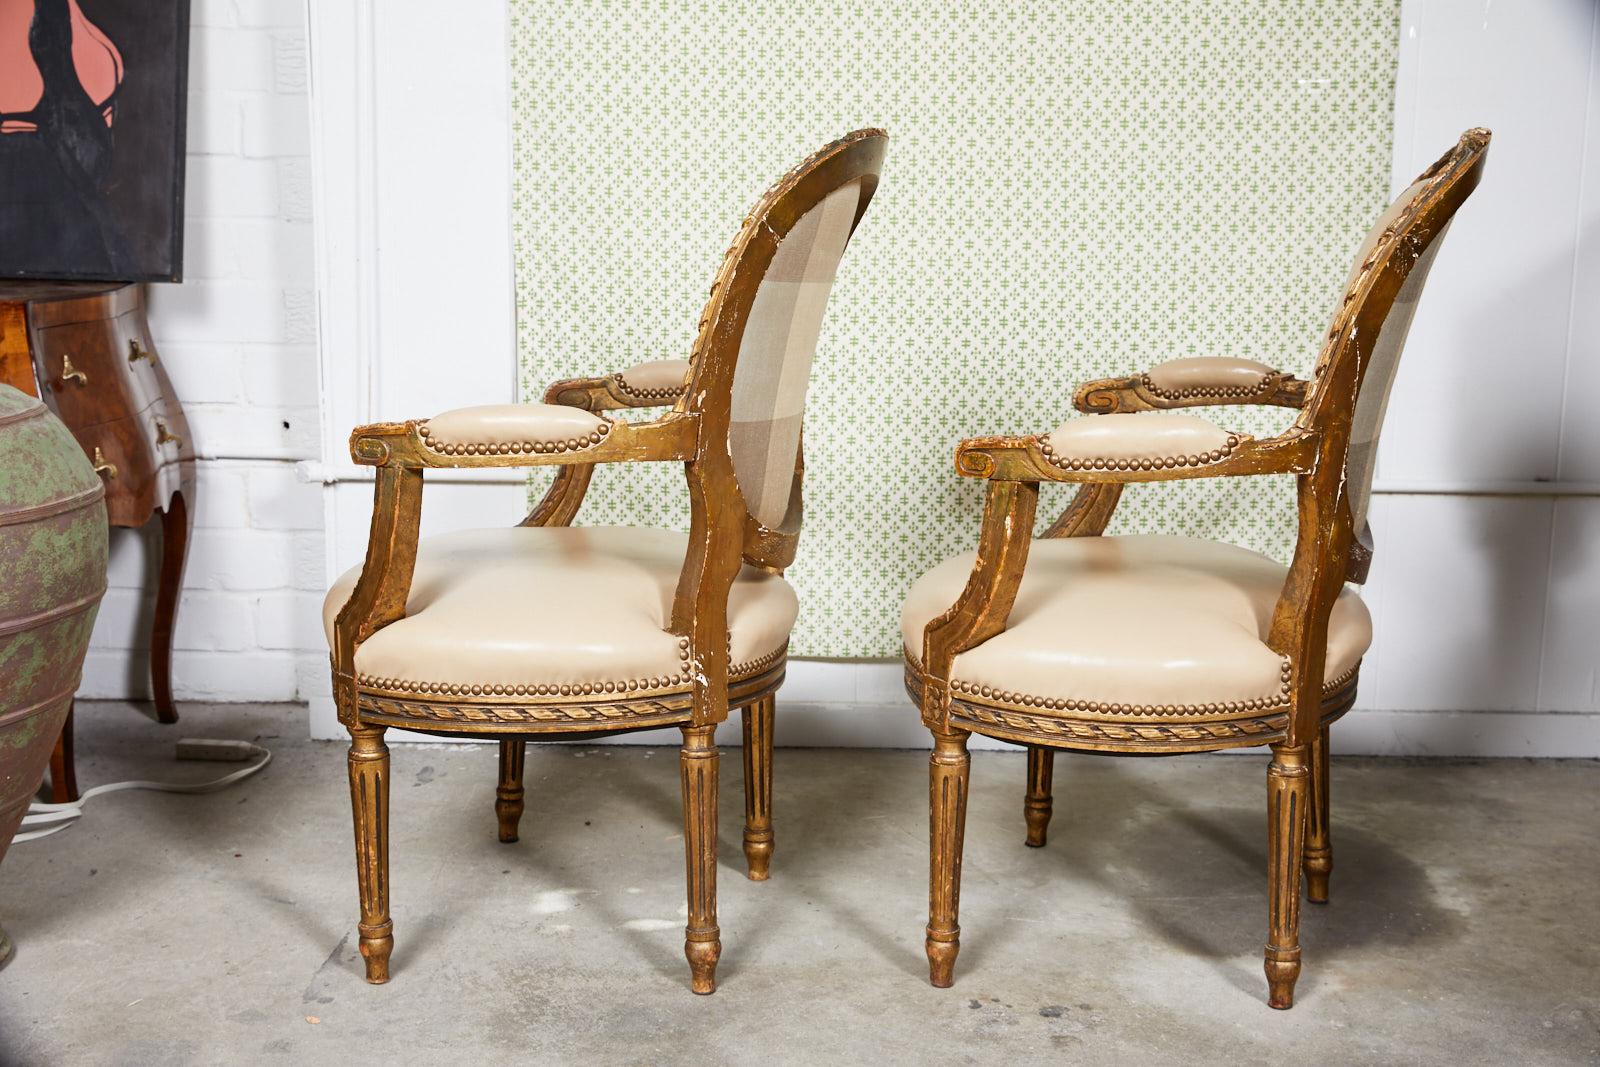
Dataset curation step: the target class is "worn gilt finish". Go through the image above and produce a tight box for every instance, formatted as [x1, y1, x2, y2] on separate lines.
[1022, 746, 1053, 847]
[329, 131, 886, 994]
[1074, 367, 1308, 414]
[741, 694, 776, 880]
[495, 740, 527, 843]
[907, 130, 1490, 1008]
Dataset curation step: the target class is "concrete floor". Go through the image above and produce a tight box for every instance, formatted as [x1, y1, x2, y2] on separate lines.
[0, 704, 1595, 1065]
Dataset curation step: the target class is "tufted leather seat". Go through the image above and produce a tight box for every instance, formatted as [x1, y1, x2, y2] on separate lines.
[323, 526, 797, 699]
[902, 534, 1370, 714]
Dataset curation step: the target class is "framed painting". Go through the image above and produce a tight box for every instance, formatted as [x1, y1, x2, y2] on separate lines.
[0, 0, 191, 282]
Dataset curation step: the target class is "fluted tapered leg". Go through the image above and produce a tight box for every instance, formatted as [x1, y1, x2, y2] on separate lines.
[348, 724, 393, 984]
[1265, 742, 1309, 1009]
[926, 728, 971, 987]
[680, 725, 721, 994]
[741, 697, 775, 880]
[496, 740, 527, 843]
[1024, 745, 1054, 848]
[1304, 726, 1332, 903]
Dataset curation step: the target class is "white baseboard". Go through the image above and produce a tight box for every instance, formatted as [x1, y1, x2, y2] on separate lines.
[1315, 707, 1600, 758]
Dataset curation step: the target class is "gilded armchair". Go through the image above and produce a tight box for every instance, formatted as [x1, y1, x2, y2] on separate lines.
[903, 129, 1489, 1008]
[324, 129, 886, 994]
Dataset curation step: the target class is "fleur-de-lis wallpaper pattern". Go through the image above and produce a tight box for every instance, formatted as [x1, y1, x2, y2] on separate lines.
[510, 1, 1402, 657]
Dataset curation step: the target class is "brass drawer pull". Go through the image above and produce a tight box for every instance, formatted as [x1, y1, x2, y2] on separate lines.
[128, 338, 155, 364]
[155, 420, 184, 450]
[92, 447, 118, 480]
[60, 354, 89, 386]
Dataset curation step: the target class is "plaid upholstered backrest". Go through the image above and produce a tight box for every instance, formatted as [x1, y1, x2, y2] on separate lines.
[1341, 213, 1451, 530]
[1298, 129, 1489, 531]
[729, 181, 864, 528]
[682, 131, 886, 536]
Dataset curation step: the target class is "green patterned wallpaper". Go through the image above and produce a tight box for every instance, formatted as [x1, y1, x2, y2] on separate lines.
[510, 1, 1401, 657]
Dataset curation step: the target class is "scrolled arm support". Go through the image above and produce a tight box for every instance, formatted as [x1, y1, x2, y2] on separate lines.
[330, 466, 423, 725]
[1075, 357, 1308, 415]
[919, 480, 1039, 728]
[1042, 483, 1123, 538]
[522, 465, 594, 528]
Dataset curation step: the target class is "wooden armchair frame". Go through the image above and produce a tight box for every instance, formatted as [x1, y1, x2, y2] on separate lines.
[908, 129, 1489, 1009]
[331, 130, 886, 994]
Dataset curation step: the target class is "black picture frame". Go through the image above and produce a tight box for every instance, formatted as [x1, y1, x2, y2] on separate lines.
[0, 0, 192, 283]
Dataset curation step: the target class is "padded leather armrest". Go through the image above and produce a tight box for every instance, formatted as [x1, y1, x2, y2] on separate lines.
[1038, 413, 1243, 472]
[348, 406, 698, 469]
[953, 413, 1316, 483]
[1075, 357, 1306, 414]
[610, 359, 690, 402]
[1143, 357, 1279, 399]
[417, 404, 613, 457]
[544, 358, 691, 411]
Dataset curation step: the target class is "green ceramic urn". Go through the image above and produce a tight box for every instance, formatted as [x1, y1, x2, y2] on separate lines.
[0, 384, 108, 965]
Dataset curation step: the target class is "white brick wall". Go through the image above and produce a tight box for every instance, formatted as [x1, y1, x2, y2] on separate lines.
[81, 1, 326, 705]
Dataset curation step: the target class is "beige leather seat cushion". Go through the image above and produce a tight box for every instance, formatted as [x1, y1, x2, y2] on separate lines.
[902, 535, 1370, 714]
[324, 526, 797, 698]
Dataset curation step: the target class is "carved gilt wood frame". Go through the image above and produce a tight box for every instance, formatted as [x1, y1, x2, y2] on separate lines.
[328, 130, 886, 995]
[909, 129, 1490, 1009]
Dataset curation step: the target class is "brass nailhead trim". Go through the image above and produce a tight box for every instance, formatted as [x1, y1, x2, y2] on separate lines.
[611, 372, 684, 401]
[1140, 372, 1275, 401]
[1035, 432, 1242, 472]
[357, 642, 786, 701]
[361, 696, 687, 726]
[416, 415, 613, 457]
[908, 648, 1357, 719]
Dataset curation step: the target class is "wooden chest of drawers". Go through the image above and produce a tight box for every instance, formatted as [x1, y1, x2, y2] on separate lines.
[0, 282, 196, 800]
[27, 285, 195, 529]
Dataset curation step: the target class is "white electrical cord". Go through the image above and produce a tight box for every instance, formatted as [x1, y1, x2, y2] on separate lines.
[13, 741, 272, 844]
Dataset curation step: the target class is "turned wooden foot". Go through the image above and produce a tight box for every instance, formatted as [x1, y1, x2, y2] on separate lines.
[348, 725, 393, 984]
[1304, 726, 1332, 903]
[926, 728, 971, 988]
[1265, 742, 1309, 1009]
[495, 740, 527, 843]
[741, 697, 774, 880]
[1023, 745, 1054, 848]
[680, 725, 721, 994]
